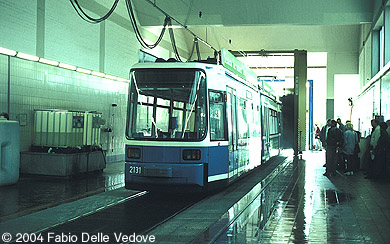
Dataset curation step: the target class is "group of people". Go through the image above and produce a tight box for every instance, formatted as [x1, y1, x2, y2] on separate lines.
[316, 118, 390, 178]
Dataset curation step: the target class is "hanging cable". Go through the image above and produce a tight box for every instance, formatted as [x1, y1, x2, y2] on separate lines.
[188, 38, 201, 61]
[188, 38, 196, 61]
[195, 38, 201, 60]
[69, 0, 217, 60]
[167, 18, 182, 62]
[69, 0, 119, 23]
[125, 0, 169, 49]
[142, 0, 217, 53]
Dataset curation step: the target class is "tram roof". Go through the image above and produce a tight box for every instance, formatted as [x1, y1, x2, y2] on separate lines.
[130, 61, 259, 89]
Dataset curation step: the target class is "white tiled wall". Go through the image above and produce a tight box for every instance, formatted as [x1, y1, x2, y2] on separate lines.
[0, 1, 36, 54]
[105, 20, 139, 78]
[357, 17, 390, 132]
[0, 56, 128, 161]
[0, 55, 8, 114]
[45, 0, 100, 71]
[381, 72, 390, 120]
[0, 0, 190, 162]
[354, 70, 390, 136]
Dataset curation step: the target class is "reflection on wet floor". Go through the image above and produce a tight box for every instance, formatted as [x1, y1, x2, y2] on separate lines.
[214, 151, 390, 244]
[0, 162, 124, 221]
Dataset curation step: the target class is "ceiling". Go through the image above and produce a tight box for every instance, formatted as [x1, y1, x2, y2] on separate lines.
[83, 0, 383, 56]
[133, 0, 373, 27]
[131, 0, 375, 55]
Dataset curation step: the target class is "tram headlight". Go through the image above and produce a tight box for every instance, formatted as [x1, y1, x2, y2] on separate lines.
[128, 147, 141, 159]
[182, 149, 201, 160]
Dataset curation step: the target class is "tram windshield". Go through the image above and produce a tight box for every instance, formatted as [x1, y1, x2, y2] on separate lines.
[126, 68, 207, 141]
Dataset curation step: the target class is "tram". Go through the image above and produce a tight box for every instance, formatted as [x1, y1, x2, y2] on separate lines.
[124, 48, 282, 192]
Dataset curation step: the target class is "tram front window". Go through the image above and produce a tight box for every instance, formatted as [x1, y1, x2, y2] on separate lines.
[127, 69, 207, 141]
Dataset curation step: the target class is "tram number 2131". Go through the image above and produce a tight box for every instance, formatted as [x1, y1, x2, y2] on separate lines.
[129, 166, 142, 175]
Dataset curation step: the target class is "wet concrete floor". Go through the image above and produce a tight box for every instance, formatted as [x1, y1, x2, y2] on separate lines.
[0, 161, 124, 222]
[213, 151, 390, 244]
[1, 151, 390, 244]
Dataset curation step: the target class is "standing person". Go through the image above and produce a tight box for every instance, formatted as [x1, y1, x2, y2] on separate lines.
[352, 128, 361, 173]
[335, 118, 346, 170]
[324, 120, 344, 177]
[320, 119, 332, 167]
[320, 119, 332, 149]
[342, 122, 358, 176]
[366, 122, 389, 179]
[314, 124, 322, 151]
[363, 119, 380, 176]
[366, 119, 381, 175]
[386, 120, 390, 138]
[337, 118, 346, 133]
[370, 119, 380, 151]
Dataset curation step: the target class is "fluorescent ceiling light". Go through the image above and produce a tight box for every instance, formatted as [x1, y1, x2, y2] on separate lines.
[17, 52, 39, 61]
[76, 67, 91, 74]
[59, 62, 76, 70]
[39, 58, 59, 66]
[0, 47, 17, 56]
[116, 77, 130, 82]
[104, 74, 116, 80]
[91, 71, 105, 77]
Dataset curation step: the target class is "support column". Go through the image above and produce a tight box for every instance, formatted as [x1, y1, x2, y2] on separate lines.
[293, 50, 307, 157]
[99, 21, 105, 72]
[326, 53, 335, 120]
[7, 56, 10, 117]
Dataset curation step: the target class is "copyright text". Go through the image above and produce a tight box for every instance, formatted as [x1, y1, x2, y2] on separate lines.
[1, 232, 156, 243]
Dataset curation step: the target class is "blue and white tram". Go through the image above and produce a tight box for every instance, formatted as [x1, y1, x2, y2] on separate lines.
[260, 85, 282, 161]
[124, 49, 281, 192]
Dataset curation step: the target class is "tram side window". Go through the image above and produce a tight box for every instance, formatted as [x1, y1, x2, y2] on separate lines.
[135, 94, 154, 136]
[253, 105, 261, 137]
[238, 98, 249, 139]
[209, 91, 227, 141]
[270, 109, 278, 135]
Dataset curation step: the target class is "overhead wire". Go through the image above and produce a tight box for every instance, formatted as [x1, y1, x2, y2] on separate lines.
[142, 0, 218, 54]
[69, 0, 119, 23]
[177, 0, 247, 57]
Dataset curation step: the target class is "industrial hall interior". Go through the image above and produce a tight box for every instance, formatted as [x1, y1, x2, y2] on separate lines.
[1, 0, 390, 244]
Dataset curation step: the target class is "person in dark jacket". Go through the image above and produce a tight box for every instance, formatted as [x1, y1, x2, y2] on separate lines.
[337, 118, 346, 133]
[324, 120, 344, 177]
[320, 119, 332, 167]
[366, 122, 389, 179]
[320, 119, 332, 148]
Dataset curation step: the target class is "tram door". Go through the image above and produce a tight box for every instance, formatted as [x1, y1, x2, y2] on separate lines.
[227, 87, 238, 181]
[263, 106, 270, 159]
